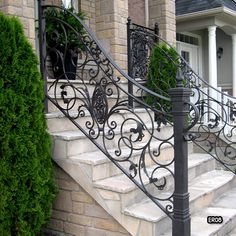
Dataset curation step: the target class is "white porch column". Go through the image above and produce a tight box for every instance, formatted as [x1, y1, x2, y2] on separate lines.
[208, 26, 218, 92]
[232, 34, 236, 97]
[208, 26, 218, 117]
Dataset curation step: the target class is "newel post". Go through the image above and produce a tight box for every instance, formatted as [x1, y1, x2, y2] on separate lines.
[169, 71, 191, 236]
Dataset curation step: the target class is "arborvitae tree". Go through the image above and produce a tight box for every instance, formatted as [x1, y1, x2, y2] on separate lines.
[0, 12, 56, 235]
[145, 43, 179, 113]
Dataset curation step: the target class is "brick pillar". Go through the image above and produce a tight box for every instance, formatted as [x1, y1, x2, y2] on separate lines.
[149, 0, 176, 45]
[0, 0, 36, 48]
[95, 0, 128, 71]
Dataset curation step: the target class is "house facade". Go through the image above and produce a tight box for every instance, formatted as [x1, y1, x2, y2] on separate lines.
[1, 1, 236, 236]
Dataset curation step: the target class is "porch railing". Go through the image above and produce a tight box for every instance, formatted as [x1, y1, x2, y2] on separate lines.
[38, 1, 235, 236]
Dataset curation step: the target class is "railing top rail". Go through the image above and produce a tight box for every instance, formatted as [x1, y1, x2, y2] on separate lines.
[128, 20, 156, 32]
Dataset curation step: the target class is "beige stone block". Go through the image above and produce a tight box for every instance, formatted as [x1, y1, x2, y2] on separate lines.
[7, 5, 23, 16]
[64, 222, 85, 236]
[93, 218, 119, 232]
[85, 227, 106, 236]
[7, 0, 23, 7]
[72, 202, 84, 214]
[84, 204, 110, 219]
[118, 225, 130, 234]
[57, 178, 80, 191]
[23, 6, 34, 18]
[68, 213, 92, 226]
[27, 0, 35, 8]
[71, 191, 94, 203]
[53, 190, 72, 212]
[98, 189, 121, 201]
[28, 19, 35, 39]
[137, 220, 153, 236]
[54, 164, 71, 180]
[100, 0, 114, 15]
[52, 209, 68, 221]
[106, 232, 130, 236]
[47, 219, 64, 232]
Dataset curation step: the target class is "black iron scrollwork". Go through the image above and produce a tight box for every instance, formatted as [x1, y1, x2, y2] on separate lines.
[40, 5, 175, 218]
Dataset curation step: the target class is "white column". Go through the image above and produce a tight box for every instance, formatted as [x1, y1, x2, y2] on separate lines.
[208, 26, 218, 92]
[232, 34, 236, 97]
[208, 26, 218, 118]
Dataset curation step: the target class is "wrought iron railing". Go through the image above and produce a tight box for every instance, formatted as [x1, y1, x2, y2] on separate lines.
[126, 19, 236, 175]
[38, 1, 236, 235]
[127, 18, 159, 107]
[38, 2, 178, 222]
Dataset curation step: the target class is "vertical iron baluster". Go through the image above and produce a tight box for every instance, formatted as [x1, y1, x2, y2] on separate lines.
[127, 17, 134, 108]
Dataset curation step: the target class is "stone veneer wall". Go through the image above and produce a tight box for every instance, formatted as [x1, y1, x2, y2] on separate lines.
[95, 0, 128, 71]
[80, 0, 96, 33]
[0, 0, 36, 48]
[128, 0, 145, 26]
[149, 0, 176, 45]
[44, 164, 131, 236]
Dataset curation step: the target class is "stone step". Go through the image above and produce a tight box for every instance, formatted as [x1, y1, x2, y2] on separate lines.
[162, 186, 236, 236]
[46, 107, 155, 132]
[51, 123, 173, 159]
[124, 170, 236, 236]
[68, 139, 175, 181]
[94, 154, 216, 211]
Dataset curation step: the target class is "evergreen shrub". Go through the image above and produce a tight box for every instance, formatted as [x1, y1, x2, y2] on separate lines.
[0, 12, 56, 235]
[145, 43, 179, 113]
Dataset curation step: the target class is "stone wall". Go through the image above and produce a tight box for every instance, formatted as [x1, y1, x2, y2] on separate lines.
[95, 0, 128, 71]
[80, 0, 96, 32]
[128, 0, 145, 26]
[149, 0, 176, 45]
[0, 0, 36, 48]
[44, 164, 131, 236]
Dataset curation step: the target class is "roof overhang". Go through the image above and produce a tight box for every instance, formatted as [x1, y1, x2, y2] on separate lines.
[176, 6, 236, 34]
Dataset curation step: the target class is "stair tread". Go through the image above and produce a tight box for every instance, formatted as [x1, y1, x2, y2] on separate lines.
[162, 187, 236, 235]
[50, 122, 171, 141]
[123, 170, 235, 223]
[94, 153, 214, 193]
[69, 139, 173, 165]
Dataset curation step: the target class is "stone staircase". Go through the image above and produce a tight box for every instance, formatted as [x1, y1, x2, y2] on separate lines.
[46, 85, 236, 235]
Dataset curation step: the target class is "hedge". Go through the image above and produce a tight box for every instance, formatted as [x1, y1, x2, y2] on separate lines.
[0, 12, 56, 235]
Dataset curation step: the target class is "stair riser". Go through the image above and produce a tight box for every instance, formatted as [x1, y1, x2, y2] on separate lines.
[52, 126, 173, 158]
[82, 146, 175, 181]
[96, 157, 215, 211]
[190, 177, 236, 213]
[47, 110, 155, 132]
[216, 216, 236, 236]
[152, 170, 236, 236]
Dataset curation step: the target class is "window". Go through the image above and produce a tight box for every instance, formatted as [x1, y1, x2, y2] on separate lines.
[176, 33, 199, 46]
[181, 51, 190, 63]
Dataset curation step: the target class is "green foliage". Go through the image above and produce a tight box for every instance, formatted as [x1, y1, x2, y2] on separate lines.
[0, 12, 56, 235]
[145, 43, 179, 112]
[44, 6, 86, 49]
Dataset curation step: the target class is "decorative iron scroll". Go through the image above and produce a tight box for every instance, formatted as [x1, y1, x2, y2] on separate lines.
[127, 22, 236, 174]
[127, 19, 159, 80]
[39, 4, 175, 218]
